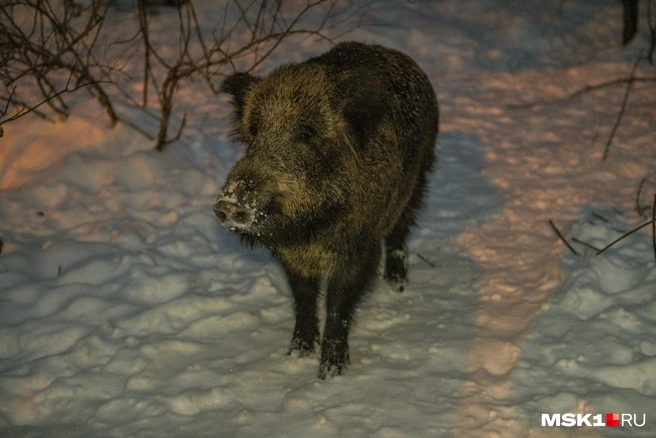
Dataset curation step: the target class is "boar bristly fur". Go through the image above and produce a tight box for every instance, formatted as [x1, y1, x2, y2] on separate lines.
[214, 42, 438, 379]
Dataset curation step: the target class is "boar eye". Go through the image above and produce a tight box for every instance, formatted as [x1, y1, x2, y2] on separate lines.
[249, 124, 259, 137]
[297, 125, 316, 142]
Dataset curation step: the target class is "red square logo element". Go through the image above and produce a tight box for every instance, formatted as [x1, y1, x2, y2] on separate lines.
[606, 413, 620, 427]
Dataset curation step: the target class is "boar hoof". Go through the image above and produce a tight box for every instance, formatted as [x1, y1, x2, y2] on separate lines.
[318, 341, 350, 379]
[384, 250, 408, 292]
[213, 199, 254, 229]
[386, 277, 407, 293]
[288, 337, 317, 357]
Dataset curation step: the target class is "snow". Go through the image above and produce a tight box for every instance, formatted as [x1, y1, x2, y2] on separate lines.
[1, 0, 656, 436]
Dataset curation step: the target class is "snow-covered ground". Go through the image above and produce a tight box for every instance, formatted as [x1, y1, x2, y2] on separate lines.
[1, 0, 655, 436]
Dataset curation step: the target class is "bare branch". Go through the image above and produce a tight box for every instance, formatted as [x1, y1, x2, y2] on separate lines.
[1, 78, 105, 127]
[506, 76, 656, 110]
[594, 219, 654, 257]
[653, 194, 656, 263]
[648, 0, 656, 63]
[549, 219, 579, 256]
[636, 177, 649, 218]
[602, 53, 643, 161]
[1, 0, 374, 150]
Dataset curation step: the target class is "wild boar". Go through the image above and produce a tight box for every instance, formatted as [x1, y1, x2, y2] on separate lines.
[214, 41, 438, 378]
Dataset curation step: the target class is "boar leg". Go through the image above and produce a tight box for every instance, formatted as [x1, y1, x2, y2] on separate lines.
[319, 241, 381, 379]
[384, 171, 429, 292]
[283, 267, 321, 357]
[383, 216, 410, 292]
[384, 207, 416, 292]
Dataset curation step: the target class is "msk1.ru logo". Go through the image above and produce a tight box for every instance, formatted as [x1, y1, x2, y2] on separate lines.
[541, 413, 646, 427]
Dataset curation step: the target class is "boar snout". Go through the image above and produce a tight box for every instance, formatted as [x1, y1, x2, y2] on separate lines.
[213, 198, 255, 230]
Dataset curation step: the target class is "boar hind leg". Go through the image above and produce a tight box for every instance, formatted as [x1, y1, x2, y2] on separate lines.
[383, 217, 410, 292]
[319, 241, 381, 379]
[283, 267, 321, 357]
[384, 172, 429, 292]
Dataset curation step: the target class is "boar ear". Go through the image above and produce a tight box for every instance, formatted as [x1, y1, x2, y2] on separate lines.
[339, 88, 387, 155]
[221, 73, 261, 114]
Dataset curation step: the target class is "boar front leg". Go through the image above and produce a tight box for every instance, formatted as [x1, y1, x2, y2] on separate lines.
[283, 266, 321, 357]
[319, 240, 381, 379]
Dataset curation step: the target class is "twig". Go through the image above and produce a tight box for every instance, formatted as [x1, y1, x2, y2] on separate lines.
[0, 81, 105, 127]
[549, 219, 579, 256]
[648, 0, 655, 63]
[592, 212, 609, 222]
[417, 253, 436, 268]
[137, 0, 151, 108]
[636, 177, 649, 218]
[653, 194, 656, 262]
[594, 219, 655, 257]
[506, 77, 656, 110]
[602, 53, 643, 161]
[571, 237, 601, 252]
[160, 114, 187, 150]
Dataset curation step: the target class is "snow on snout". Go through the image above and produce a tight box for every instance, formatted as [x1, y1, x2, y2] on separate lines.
[213, 181, 258, 231]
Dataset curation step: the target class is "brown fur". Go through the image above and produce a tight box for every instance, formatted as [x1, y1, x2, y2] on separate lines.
[214, 42, 438, 378]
